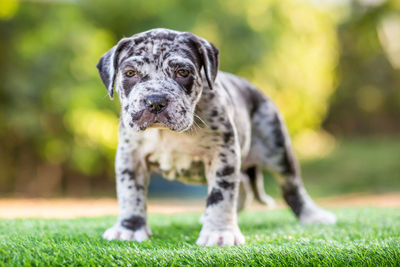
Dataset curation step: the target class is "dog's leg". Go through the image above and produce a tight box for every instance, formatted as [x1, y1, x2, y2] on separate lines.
[103, 132, 151, 242]
[245, 166, 276, 207]
[237, 172, 254, 212]
[196, 127, 245, 246]
[253, 101, 337, 225]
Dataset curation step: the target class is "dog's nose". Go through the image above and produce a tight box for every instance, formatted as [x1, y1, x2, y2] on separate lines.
[145, 95, 168, 114]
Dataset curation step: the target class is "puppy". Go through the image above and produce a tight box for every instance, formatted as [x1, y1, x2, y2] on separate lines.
[96, 28, 336, 246]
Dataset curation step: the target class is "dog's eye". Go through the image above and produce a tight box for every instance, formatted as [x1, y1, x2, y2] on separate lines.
[125, 70, 139, 78]
[176, 69, 190, 78]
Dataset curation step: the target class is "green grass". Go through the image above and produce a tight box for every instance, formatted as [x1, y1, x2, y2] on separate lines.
[262, 137, 400, 198]
[302, 137, 400, 196]
[1, 208, 399, 266]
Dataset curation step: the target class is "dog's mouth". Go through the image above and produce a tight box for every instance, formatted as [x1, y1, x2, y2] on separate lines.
[147, 122, 173, 131]
[145, 120, 171, 130]
[128, 109, 188, 131]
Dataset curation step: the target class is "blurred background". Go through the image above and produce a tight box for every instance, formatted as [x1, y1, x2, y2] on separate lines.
[0, 0, 399, 200]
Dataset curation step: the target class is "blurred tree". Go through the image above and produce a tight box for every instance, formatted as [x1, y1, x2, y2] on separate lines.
[324, 0, 400, 134]
[0, 0, 398, 196]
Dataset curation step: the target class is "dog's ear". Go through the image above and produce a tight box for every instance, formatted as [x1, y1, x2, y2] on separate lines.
[96, 38, 132, 99]
[200, 38, 219, 90]
[183, 33, 219, 90]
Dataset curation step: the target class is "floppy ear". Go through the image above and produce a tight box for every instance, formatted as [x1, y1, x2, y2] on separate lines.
[183, 33, 219, 89]
[96, 38, 132, 99]
[198, 38, 219, 89]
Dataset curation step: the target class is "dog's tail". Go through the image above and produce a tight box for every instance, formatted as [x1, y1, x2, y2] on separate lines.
[237, 166, 275, 212]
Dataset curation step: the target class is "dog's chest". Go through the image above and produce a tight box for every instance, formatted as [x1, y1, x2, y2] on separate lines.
[140, 129, 208, 183]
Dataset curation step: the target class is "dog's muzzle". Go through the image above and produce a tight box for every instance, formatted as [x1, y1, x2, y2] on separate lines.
[128, 94, 174, 130]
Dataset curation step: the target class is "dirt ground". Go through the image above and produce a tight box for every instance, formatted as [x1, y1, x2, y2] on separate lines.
[1, 193, 399, 218]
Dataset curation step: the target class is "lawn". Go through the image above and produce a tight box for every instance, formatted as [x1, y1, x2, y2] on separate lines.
[260, 137, 400, 199]
[302, 137, 400, 197]
[1, 208, 399, 266]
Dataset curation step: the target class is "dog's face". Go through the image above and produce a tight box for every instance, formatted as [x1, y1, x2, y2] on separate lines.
[97, 29, 219, 132]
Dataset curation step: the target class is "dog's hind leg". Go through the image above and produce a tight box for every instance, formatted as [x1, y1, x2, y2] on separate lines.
[247, 166, 276, 207]
[237, 167, 275, 213]
[237, 172, 254, 212]
[250, 99, 336, 225]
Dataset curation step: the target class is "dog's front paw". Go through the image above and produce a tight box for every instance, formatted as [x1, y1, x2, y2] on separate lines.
[299, 206, 337, 225]
[196, 227, 245, 246]
[103, 224, 151, 242]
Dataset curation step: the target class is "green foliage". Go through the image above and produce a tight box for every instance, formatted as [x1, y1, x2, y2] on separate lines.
[0, 0, 339, 189]
[325, 0, 400, 134]
[1, 208, 399, 266]
[0, 0, 399, 195]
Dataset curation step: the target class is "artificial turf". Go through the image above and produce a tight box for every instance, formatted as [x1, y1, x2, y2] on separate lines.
[1, 208, 399, 266]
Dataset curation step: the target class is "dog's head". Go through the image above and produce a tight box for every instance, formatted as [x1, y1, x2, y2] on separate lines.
[97, 28, 219, 132]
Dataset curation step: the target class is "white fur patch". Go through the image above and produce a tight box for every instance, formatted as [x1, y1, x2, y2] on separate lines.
[103, 223, 151, 242]
[141, 128, 209, 181]
[196, 226, 245, 246]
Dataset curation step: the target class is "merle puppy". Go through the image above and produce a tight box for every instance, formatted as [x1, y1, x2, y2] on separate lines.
[96, 28, 336, 246]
